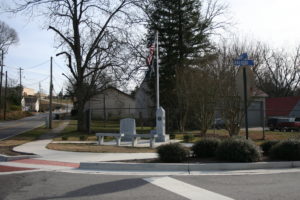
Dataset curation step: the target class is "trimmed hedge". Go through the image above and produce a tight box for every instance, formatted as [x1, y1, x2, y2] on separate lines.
[62, 136, 68, 141]
[192, 138, 221, 158]
[169, 134, 176, 140]
[79, 135, 87, 141]
[157, 143, 189, 163]
[260, 140, 279, 155]
[270, 139, 300, 161]
[216, 138, 261, 162]
[183, 134, 194, 143]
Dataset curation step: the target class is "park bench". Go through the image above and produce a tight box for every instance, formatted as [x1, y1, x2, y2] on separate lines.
[131, 133, 158, 148]
[96, 118, 157, 148]
[96, 118, 135, 146]
[96, 133, 124, 146]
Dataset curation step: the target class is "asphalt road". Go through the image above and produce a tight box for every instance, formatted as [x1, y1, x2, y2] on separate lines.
[0, 171, 300, 200]
[0, 113, 48, 140]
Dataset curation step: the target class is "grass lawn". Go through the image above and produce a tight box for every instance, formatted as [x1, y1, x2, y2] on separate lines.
[0, 111, 33, 121]
[0, 120, 64, 156]
[46, 120, 300, 153]
[47, 143, 156, 153]
[53, 120, 154, 141]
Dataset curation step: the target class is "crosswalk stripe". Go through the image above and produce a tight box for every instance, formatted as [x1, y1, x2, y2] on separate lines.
[144, 176, 234, 200]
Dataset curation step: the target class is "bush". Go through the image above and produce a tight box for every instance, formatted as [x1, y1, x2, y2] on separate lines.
[169, 134, 176, 140]
[260, 140, 279, 155]
[62, 136, 68, 141]
[79, 135, 87, 141]
[183, 134, 194, 142]
[270, 140, 300, 161]
[9, 105, 21, 111]
[157, 143, 189, 163]
[216, 138, 261, 162]
[192, 138, 221, 158]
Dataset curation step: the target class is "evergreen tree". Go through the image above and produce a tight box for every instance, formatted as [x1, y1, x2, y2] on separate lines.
[146, 0, 216, 131]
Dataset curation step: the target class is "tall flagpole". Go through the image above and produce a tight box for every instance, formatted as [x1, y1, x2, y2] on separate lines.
[156, 30, 159, 110]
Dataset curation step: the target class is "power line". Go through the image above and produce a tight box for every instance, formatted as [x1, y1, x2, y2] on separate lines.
[3, 59, 49, 70]
[23, 76, 50, 86]
[25, 59, 49, 69]
[53, 59, 69, 74]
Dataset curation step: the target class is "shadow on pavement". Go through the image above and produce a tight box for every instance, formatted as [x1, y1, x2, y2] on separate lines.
[30, 178, 148, 200]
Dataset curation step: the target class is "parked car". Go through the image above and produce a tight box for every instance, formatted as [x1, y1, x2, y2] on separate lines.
[267, 117, 300, 132]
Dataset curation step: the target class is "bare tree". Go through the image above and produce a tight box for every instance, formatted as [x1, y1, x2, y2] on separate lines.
[0, 20, 19, 53]
[9, 0, 143, 131]
[215, 39, 261, 137]
[187, 64, 219, 135]
[255, 46, 300, 97]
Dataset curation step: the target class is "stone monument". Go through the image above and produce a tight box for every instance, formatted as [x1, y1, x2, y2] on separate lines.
[156, 107, 169, 142]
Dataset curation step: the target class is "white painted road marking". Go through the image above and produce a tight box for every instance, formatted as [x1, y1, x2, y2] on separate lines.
[144, 176, 234, 200]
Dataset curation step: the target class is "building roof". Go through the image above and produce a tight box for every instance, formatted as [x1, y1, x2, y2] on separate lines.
[98, 87, 134, 100]
[266, 96, 300, 117]
[23, 97, 38, 104]
[252, 88, 268, 98]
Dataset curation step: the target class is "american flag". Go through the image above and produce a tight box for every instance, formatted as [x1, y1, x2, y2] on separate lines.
[146, 36, 156, 67]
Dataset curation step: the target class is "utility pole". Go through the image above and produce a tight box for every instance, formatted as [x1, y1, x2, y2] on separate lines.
[49, 57, 53, 129]
[39, 82, 42, 100]
[0, 50, 3, 110]
[19, 67, 23, 101]
[3, 71, 7, 120]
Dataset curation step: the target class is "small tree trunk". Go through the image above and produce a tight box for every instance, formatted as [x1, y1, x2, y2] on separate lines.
[76, 99, 86, 132]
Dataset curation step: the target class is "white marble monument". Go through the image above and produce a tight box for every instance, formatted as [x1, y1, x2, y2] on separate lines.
[156, 107, 169, 142]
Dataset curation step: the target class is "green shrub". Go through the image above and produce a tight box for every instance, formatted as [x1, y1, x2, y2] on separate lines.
[157, 143, 189, 163]
[183, 134, 194, 142]
[9, 105, 21, 111]
[79, 135, 87, 141]
[192, 138, 221, 158]
[270, 140, 300, 161]
[169, 134, 176, 140]
[62, 136, 68, 141]
[260, 140, 279, 155]
[216, 138, 261, 162]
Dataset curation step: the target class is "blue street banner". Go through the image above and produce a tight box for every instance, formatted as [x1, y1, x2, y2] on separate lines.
[234, 53, 254, 66]
[233, 59, 254, 66]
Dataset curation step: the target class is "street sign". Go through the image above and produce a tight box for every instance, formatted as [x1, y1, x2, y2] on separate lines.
[234, 53, 255, 140]
[238, 53, 248, 60]
[233, 59, 254, 66]
[235, 66, 255, 101]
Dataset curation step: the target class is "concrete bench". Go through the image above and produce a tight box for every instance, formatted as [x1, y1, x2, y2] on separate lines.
[131, 134, 158, 148]
[96, 133, 124, 146]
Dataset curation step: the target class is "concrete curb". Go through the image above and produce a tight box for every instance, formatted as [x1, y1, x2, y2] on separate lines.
[79, 161, 300, 172]
[0, 154, 40, 162]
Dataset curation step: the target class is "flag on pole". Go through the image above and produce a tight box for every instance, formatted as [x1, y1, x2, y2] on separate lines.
[146, 35, 156, 67]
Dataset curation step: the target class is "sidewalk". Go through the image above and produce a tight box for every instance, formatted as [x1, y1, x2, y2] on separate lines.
[12, 121, 157, 163]
[2, 122, 300, 175]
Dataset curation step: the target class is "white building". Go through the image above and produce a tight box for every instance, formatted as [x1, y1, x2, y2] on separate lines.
[85, 87, 135, 119]
[21, 97, 40, 112]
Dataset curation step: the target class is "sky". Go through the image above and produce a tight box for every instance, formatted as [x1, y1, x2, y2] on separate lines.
[1, 0, 300, 95]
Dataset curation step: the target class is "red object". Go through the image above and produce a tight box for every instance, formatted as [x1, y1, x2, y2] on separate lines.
[0, 165, 35, 172]
[266, 96, 300, 117]
[12, 159, 79, 168]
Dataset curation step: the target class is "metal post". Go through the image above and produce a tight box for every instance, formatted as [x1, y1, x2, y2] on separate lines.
[156, 31, 159, 110]
[243, 66, 249, 139]
[49, 57, 53, 129]
[262, 100, 266, 140]
[4, 71, 7, 120]
[0, 50, 3, 109]
[19, 67, 23, 101]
